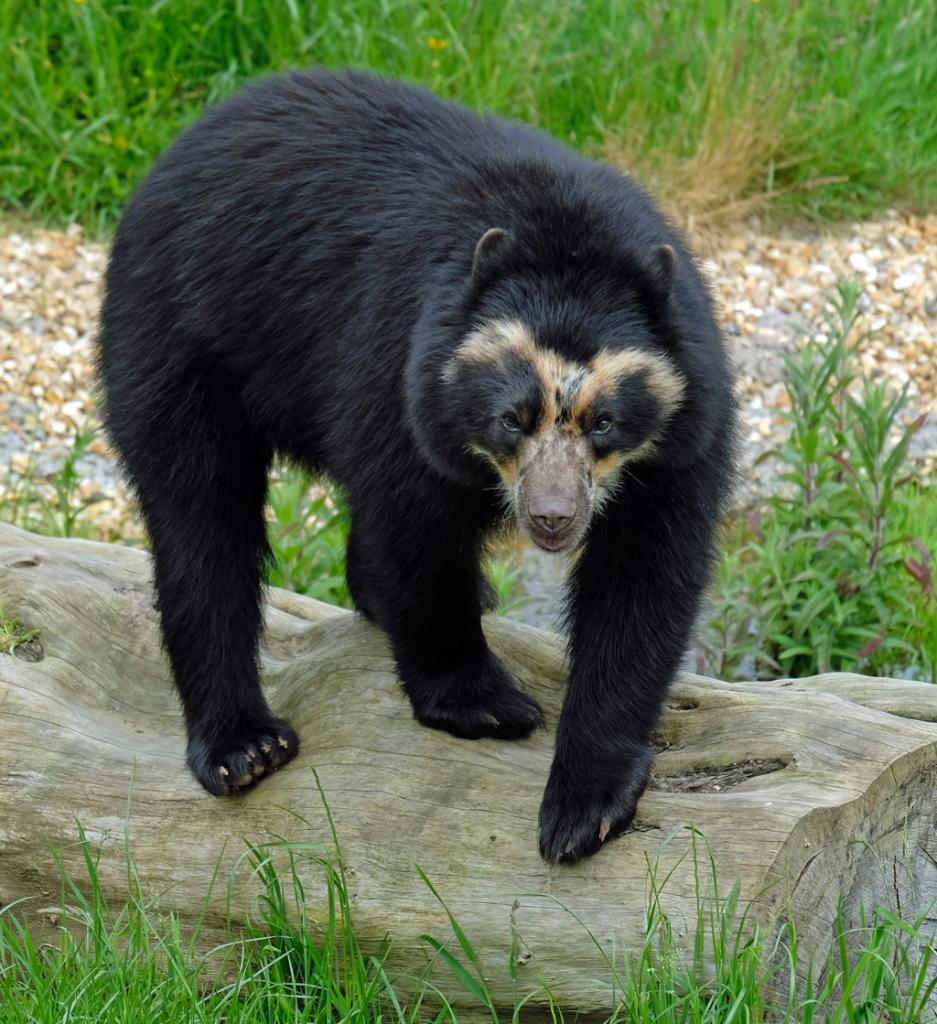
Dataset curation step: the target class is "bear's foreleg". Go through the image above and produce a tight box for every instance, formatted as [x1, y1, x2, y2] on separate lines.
[539, 467, 718, 863]
[349, 491, 543, 741]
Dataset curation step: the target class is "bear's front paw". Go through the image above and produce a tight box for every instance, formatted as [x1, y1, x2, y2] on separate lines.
[186, 716, 300, 795]
[406, 653, 544, 741]
[538, 743, 654, 864]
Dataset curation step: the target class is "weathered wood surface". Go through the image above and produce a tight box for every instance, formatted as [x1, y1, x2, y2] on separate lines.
[2, 520, 937, 1012]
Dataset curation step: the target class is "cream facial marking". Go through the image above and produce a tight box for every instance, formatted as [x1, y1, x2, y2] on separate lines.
[593, 450, 627, 485]
[441, 318, 586, 419]
[573, 348, 686, 424]
[446, 317, 685, 437]
[440, 318, 536, 383]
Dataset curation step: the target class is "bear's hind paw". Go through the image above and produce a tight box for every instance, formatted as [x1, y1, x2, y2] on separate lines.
[415, 683, 544, 741]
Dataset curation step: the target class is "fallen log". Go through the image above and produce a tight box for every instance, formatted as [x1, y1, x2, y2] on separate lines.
[2, 520, 937, 1012]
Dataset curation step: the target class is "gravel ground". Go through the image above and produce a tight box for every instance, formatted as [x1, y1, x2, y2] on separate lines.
[1, 213, 935, 559]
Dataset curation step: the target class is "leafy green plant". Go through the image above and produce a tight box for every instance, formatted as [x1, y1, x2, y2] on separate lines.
[703, 282, 933, 681]
[0, 423, 104, 538]
[266, 468, 352, 608]
[483, 553, 536, 618]
[890, 483, 937, 680]
[40, 423, 102, 537]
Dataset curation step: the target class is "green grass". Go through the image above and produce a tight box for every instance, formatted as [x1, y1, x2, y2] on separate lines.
[1, 0, 935, 233]
[3, 814, 937, 1022]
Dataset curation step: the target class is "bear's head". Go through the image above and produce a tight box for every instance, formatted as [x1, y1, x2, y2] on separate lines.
[405, 220, 722, 554]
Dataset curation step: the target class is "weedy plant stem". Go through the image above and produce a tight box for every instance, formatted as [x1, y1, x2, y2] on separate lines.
[702, 281, 934, 681]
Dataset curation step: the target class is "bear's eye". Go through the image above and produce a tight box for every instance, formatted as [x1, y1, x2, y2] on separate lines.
[501, 412, 522, 432]
[591, 415, 613, 436]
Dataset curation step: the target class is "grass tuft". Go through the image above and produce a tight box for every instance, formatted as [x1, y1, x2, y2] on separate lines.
[0, 602, 39, 656]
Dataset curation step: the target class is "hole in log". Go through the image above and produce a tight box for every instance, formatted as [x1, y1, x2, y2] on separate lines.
[666, 697, 699, 711]
[12, 636, 44, 662]
[10, 555, 40, 568]
[628, 819, 662, 834]
[649, 758, 788, 793]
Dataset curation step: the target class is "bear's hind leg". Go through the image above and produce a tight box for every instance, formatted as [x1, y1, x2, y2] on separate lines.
[109, 373, 298, 794]
[345, 525, 377, 621]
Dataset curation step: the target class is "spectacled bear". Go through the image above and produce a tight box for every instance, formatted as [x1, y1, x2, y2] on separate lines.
[98, 68, 736, 864]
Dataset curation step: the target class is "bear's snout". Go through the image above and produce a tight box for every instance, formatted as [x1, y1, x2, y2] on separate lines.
[528, 493, 576, 536]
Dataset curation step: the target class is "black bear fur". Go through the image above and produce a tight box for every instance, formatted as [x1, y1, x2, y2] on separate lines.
[98, 68, 736, 863]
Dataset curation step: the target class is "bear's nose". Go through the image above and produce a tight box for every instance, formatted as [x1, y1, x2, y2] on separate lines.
[528, 494, 576, 535]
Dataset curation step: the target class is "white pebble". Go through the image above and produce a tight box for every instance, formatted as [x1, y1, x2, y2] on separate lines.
[894, 271, 920, 291]
[62, 400, 85, 422]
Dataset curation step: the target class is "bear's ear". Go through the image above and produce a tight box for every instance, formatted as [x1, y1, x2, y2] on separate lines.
[648, 243, 677, 298]
[472, 227, 512, 280]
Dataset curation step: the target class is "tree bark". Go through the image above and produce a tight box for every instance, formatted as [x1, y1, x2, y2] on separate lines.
[2, 520, 937, 1013]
